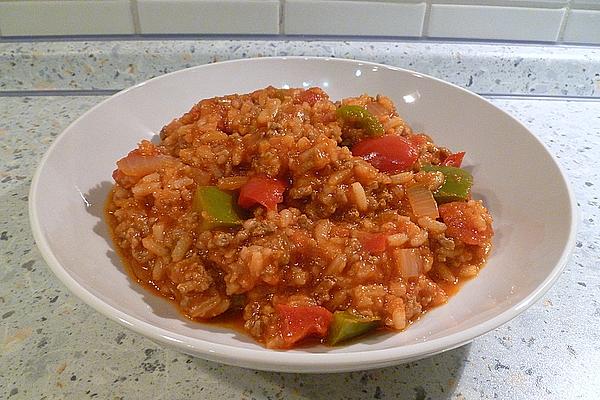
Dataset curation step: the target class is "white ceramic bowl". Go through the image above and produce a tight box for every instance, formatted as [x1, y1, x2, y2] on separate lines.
[29, 57, 576, 373]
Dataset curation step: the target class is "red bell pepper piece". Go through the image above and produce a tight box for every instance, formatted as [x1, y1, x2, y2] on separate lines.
[238, 176, 286, 212]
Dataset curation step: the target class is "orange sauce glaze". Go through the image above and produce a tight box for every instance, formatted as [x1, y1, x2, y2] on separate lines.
[105, 194, 488, 347]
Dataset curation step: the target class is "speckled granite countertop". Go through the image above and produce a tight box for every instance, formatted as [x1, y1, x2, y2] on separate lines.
[1, 40, 599, 399]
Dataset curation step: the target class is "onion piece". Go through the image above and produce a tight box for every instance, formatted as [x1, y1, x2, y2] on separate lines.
[117, 151, 175, 177]
[396, 248, 422, 278]
[365, 101, 388, 117]
[406, 184, 439, 219]
[351, 182, 368, 211]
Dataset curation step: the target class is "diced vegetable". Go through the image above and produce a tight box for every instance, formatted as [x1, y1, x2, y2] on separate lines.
[406, 184, 439, 219]
[439, 201, 493, 246]
[441, 151, 465, 168]
[359, 232, 388, 254]
[336, 105, 384, 137]
[297, 88, 325, 106]
[365, 102, 388, 117]
[396, 248, 422, 278]
[328, 311, 380, 345]
[238, 176, 286, 212]
[193, 186, 243, 230]
[352, 135, 418, 173]
[116, 150, 175, 177]
[421, 165, 473, 203]
[275, 304, 333, 348]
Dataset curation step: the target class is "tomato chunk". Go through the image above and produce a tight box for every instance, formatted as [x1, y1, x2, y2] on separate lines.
[359, 233, 387, 254]
[275, 304, 333, 348]
[297, 88, 325, 106]
[441, 152, 465, 168]
[439, 201, 493, 246]
[352, 135, 418, 173]
[238, 176, 286, 212]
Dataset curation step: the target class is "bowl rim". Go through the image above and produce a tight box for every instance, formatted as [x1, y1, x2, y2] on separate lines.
[28, 56, 578, 371]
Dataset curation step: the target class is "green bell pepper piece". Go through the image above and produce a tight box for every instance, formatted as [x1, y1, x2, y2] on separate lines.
[193, 186, 243, 230]
[328, 311, 380, 345]
[336, 105, 384, 137]
[422, 165, 473, 203]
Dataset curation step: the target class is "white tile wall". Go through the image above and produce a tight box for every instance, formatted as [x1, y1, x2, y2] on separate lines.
[284, 0, 426, 36]
[430, 0, 567, 5]
[563, 9, 600, 44]
[0, 0, 598, 45]
[0, 0, 134, 36]
[571, 0, 600, 10]
[428, 4, 564, 41]
[137, 0, 279, 34]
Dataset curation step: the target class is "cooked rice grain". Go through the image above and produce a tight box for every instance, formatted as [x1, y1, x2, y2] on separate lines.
[106, 86, 493, 348]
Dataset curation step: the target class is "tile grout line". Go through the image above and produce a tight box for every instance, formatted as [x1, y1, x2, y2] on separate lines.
[279, 0, 285, 35]
[422, 0, 432, 38]
[1, 34, 600, 48]
[557, 0, 573, 42]
[130, 0, 142, 35]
